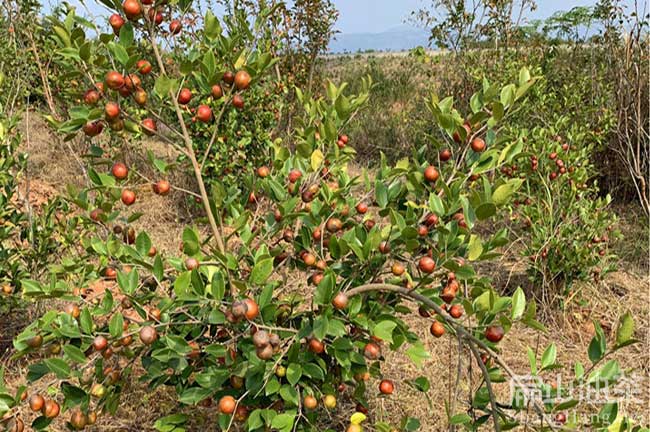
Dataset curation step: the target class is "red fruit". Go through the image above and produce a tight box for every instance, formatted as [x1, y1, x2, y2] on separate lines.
[223, 71, 235, 85]
[185, 258, 200, 270]
[232, 94, 244, 110]
[303, 395, 318, 410]
[109, 14, 125, 34]
[339, 134, 349, 144]
[424, 165, 439, 182]
[308, 338, 324, 354]
[449, 304, 463, 319]
[453, 123, 472, 143]
[471, 137, 486, 152]
[104, 102, 120, 120]
[218, 395, 236, 414]
[89, 208, 103, 221]
[243, 298, 259, 320]
[196, 105, 212, 123]
[136, 59, 152, 75]
[425, 214, 438, 226]
[379, 379, 394, 395]
[211, 84, 223, 99]
[93, 335, 108, 351]
[111, 162, 128, 180]
[121, 189, 136, 206]
[418, 256, 436, 273]
[430, 321, 445, 337]
[141, 0, 153, 4]
[257, 166, 270, 178]
[363, 342, 381, 360]
[83, 89, 100, 105]
[148, 8, 163, 24]
[440, 148, 452, 161]
[378, 241, 390, 254]
[550, 152, 558, 160]
[234, 70, 251, 90]
[288, 169, 302, 183]
[485, 325, 504, 343]
[153, 180, 170, 196]
[355, 202, 368, 214]
[105, 71, 125, 89]
[417, 225, 428, 236]
[169, 19, 182, 34]
[555, 413, 567, 424]
[124, 74, 141, 91]
[123, 0, 142, 20]
[332, 292, 348, 309]
[177, 87, 192, 105]
[326, 218, 342, 233]
[82, 121, 103, 137]
[43, 400, 60, 418]
[142, 118, 156, 135]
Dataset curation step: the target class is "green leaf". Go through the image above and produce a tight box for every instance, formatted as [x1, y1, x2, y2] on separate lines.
[44, 358, 71, 379]
[492, 179, 523, 205]
[63, 345, 86, 363]
[251, 257, 274, 285]
[109, 313, 124, 339]
[286, 364, 302, 386]
[467, 235, 483, 261]
[527, 347, 537, 375]
[475, 202, 496, 220]
[270, 413, 295, 432]
[405, 341, 430, 367]
[511, 287, 526, 320]
[541, 344, 557, 370]
[373, 321, 397, 344]
[615, 312, 634, 346]
[450, 413, 472, 425]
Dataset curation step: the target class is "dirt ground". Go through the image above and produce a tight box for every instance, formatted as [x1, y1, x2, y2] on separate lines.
[3, 114, 649, 431]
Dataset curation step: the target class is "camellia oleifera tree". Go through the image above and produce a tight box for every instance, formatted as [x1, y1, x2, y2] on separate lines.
[0, 1, 640, 432]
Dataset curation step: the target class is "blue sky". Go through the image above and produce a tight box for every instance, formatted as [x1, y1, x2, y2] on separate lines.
[48, 0, 643, 34]
[332, 0, 642, 34]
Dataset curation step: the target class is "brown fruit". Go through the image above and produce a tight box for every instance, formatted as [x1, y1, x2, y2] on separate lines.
[105, 71, 125, 90]
[218, 395, 236, 414]
[93, 335, 108, 351]
[378, 241, 391, 254]
[308, 338, 324, 354]
[133, 88, 147, 106]
[122, 0, 142, 20]
[430, 321, 445, 337]
[27, 334, 43, 348]
[70, 410, 87, 430]
[232, 94, 245, 110]
[256, 344, 273, 360]
[104, 101, 120, 120]
[139, 325, 158, 345]
[234, 70, 251, 90]
[124, 74, 141, 91]
[332, 292, 348, 310]
[43, 400, 60, 418]
[29, 394, 45, 412]
[471, 137, 486, 152]
[252, 330, 270, 348]
[440, 148, 452, 161]
[303, 395, 318, 410]
[418, 256, 436, 273]
[424, 165, 439, 182]
[391, 262, 405, 276]
[302, 253, 316, 267]
[177, 87, 192, 105]
[121, 189, 136, 206]
[169, 19, 182, 34]
[82, 121, 103, 137]
[485, 325, 504, 343]
[555, 413, 567, 424]
[211, 84, 223, 99]
[196, 105, 212, 123]
[326, 218, 342, 233]
[109, 14, 125, 34]
[363, 342, 381, 360]
[243, 298, 259, 320]
[379, 379, 394, 395]
[425, 214, 439, 226]
[223, 71, 235, 85]
[83, 89, 100, 105]
[453, 123, 472, 143]
[234, 405, 248, 422]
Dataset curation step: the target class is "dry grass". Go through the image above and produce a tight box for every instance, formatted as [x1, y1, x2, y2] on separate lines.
[3, 114, 649, 431]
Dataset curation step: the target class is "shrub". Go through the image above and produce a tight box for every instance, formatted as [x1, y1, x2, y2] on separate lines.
[0, 3, 639, 432]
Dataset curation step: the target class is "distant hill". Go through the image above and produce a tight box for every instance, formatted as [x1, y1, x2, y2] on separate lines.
[328, 24, 430, 53]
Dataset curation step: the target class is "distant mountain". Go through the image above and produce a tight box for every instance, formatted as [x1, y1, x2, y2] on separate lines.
[328, 24, 430, 53]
